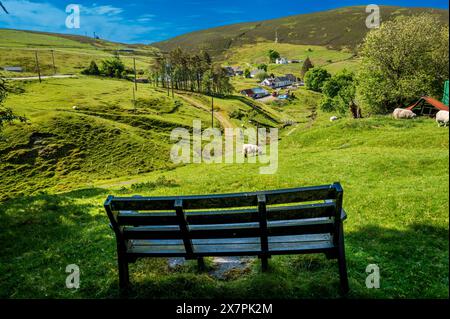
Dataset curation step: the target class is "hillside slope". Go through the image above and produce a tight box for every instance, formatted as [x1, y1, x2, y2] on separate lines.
[153, 6, 449, 55]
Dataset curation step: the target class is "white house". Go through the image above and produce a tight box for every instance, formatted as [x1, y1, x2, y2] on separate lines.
[275, 57, 288, 65]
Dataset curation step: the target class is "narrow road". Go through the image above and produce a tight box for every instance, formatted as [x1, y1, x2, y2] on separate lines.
[6, 74, 77, 81]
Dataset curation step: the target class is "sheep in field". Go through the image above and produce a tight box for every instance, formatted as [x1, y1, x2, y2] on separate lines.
[393, 108, 416, 119]
[436, 110, 449, 127]
[72, 106, 78, 110]
[242, 144, 263, 158]
[330, 116, 338, 122]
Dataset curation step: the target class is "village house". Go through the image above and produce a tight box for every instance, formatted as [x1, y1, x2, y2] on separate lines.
[260, 74, 297, 88]
[275, 57, 288, 64]
[240, 87, 270, 99]
[232, 66, 244, 76]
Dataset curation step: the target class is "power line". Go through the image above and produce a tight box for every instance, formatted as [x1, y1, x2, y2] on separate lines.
[0, 1, 9, 14]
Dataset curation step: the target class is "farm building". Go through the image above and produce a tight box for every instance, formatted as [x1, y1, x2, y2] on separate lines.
[2, 66, 23, 72]
[406, 96, 449, 116]
[240, 87, 270, 99]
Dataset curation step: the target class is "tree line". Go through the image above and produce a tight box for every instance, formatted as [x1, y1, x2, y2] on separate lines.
[303, 14, 449, 118]
[150, 48, 233, 96]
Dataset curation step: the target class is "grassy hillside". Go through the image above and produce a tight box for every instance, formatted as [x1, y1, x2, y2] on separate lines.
[1, 109, 448, 298]
[0, 9, 448, 299]
[153, 6, 449, 55]
[0, 29, 157, 77]
[222, 42, 358, 76]
[0, 77, 217, 200]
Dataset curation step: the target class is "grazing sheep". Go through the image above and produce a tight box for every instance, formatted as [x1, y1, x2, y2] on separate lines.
[393, 108, 416, 119]
[436, 110, 449, 127]
[72, 105, 78, 110]
[330, 116, 338, 122]
[242, 144, 263, 158]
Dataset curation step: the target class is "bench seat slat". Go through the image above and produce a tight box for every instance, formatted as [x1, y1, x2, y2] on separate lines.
[126, 234, 334, 257]
[122, 218, 334, 240]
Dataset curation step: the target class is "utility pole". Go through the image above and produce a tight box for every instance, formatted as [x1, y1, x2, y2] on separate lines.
[133, 57, 137, 91]
[51, 49, 56, 75]
[132, 85, 136, 112]
[35, 51, 41, 83]
[211, 94, 214, 128]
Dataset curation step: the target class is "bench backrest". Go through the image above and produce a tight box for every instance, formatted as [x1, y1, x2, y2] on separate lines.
[104, 182, 343, 256]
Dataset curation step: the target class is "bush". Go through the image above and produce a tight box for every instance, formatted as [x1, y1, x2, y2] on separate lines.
[304, 68, 331, 92]
[100, 57, 126, 78]
[81, 61, 100, 76]
[229, 109, 245, 120]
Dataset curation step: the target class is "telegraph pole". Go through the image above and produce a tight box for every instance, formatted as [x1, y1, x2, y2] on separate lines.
[35, 51, 41, 83]
[211, 94, 214, 128]
[51, 49, 56, 75]
[133, 57, 137, 91]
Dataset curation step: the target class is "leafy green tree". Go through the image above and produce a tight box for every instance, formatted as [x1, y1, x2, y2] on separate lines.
[300, 57, 314, 79]
[268, 49, 280, 63]
[320, 70, 362, 118]
[0, 77, 26, 132]
[244, 68, 251, 78]
[257, 63, 268, 72]
[304, 67, 331, 92]
[100, 56, 125, 78]
[357, 14, 449, 114]
[81, 60, 100, 75]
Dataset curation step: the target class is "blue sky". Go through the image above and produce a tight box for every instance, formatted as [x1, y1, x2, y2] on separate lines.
[0, 0, 448, 44]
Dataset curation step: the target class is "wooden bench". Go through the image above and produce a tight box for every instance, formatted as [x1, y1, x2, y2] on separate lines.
[104, 182, 349, 294]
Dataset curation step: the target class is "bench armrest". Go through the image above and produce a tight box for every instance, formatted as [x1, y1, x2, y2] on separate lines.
[340, 208, 347, 221]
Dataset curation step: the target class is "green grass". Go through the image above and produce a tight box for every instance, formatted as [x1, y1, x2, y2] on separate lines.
[1, 104, 448, 298]
[0, 77, 214, 200]
[0, 29, 156, 77]
[0, 27, 448, 299]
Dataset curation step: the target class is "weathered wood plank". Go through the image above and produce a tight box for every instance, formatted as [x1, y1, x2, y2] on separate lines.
[109, 184, 338, 211]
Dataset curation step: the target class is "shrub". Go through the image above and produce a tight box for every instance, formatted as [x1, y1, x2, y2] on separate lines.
[304, 68, 331, 92]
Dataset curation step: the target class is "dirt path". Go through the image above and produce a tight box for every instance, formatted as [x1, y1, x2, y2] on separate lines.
[176, 93, 237, 129]
[6, 74, 77, 81]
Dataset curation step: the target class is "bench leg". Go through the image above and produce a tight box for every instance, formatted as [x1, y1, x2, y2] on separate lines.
[197, 258, 206, 271]
[261, 257, 269, 272]
[118, 254, 130, 294]
[337, 224, 349, 295]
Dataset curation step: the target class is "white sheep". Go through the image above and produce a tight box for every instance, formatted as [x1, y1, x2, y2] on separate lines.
[242, 144, 263, 158]
[72, 105, 78, 110]
[330, 116, 338, 122]
[393, 108, 416, 119]
[436, 110, 449, 127]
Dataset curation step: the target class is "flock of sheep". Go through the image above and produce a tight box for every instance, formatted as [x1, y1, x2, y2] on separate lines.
[393, 108, 449, 127]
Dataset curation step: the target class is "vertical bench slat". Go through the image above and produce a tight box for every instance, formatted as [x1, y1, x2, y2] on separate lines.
[257, 194, 269, 271]
[174, 199, 194, 259]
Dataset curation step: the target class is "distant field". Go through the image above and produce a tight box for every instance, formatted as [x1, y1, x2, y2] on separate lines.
[0, 29, 156, 77]
[222, 42, 358, 77]
[0, 77, 215, 198]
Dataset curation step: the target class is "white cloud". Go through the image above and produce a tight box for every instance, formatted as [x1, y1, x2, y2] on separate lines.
[0, 0, 158, 43]
[81, 5, 123, 16]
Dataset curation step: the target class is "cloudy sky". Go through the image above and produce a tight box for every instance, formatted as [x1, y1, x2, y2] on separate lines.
[0, 0, 448, 44]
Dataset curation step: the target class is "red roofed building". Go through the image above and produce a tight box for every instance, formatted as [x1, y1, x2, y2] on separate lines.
[406, 96, 449, 116]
